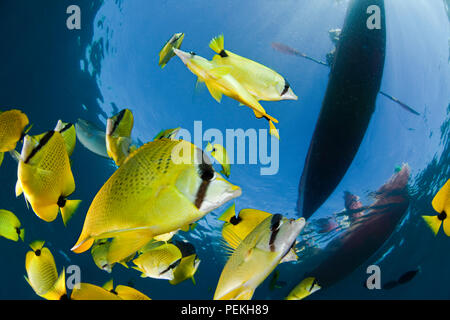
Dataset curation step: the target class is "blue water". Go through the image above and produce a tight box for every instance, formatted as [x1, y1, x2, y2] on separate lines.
[0, 0, 448, 299]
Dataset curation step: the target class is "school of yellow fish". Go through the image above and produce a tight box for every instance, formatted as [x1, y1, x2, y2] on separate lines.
[0, 33, 446, 301]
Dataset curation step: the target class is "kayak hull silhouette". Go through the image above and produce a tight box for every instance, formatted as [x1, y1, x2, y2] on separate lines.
[298, 0, 386, 219]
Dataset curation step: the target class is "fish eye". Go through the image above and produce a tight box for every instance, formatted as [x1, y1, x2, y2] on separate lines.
[190, 51, 196, 56]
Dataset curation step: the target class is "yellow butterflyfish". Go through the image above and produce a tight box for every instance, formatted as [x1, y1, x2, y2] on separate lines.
[422, 179, 450, 236]
[159, 33, 185, 68]
[0, 209, 25, 242]
[71, 138, 241, 255]
[214, 214, 305, 300]
[25, 241, 67, 300]
[106, 108, 134, 166]
[209, 34, 298, 102]
[173, 48, 280, 139]
[17, 129, 81, 226]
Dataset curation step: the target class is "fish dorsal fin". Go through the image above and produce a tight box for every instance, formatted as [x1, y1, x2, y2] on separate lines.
[204, 81, 223, 103]
[432, 180, 450, 214]
[222, 226, 243, 250]
[218, 203, 236, 222]
[102, 279, 114, 291]
[209, 34, 225, 54]
[280, 248, 298, 264]
[219, 238, 236, 257]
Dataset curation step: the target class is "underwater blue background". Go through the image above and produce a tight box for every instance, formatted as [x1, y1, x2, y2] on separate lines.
[0, 0, 448, 299]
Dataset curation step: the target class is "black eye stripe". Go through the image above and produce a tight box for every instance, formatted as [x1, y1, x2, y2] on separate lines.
[110, 109, 126, 135]
[269, 214, 283, 251]
[59, 123, 73, 134]
[25, 130, 55, 163]
[160, 259, 181, 275]
[281, 80, 290, 96]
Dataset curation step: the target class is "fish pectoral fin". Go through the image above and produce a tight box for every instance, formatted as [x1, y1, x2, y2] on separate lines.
[205, 81, 223, 103]
[422, 215, 442, 236]
[279, 248, 299, 264]
[107, 231, 153, 264]
[209, 66, 233, 79]
[60, 199, 82, 226]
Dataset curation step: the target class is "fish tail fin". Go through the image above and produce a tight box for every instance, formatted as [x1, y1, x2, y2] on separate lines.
[60, 199, 82, 226]
[218, 203, 236, 222]
[29, 240, 45, 252]
[269, 121, 280, 140]
[209, 34, 225, 54]
[19, 228, 25, 242]
[422, 215, 442, 236]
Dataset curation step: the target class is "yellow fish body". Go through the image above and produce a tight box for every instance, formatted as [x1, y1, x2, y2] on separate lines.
[170, 254, 201, 285]
[206, 142, 231, 177]
[286, 277, 321, 300]
[219, 206, 298, 263]
[0, 209, 25, 242]
[0, 109, 29, 166]
[173, 49, 280, 139]
[214, 214, 305, 300]
[72, 138, 241, 257]
[71, 283, 122, 300]
[55, 120, 76, 157]
[17, 129, 81, 226]
[27, 120, 76, 158]
[102, 279, 151, 300]
[25, 241, 67, 300]
[422, 179, 450, 235]
[114, 285, 151, 300]
[90, 238, 135, 273]
[169, 240, 201, 285]
[132, 243, 182, 280]
[0, 109, 29, 152]
[106, 109, 134, 166]
[159, 33, 185, 68]
[209, 35, 298, 102]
